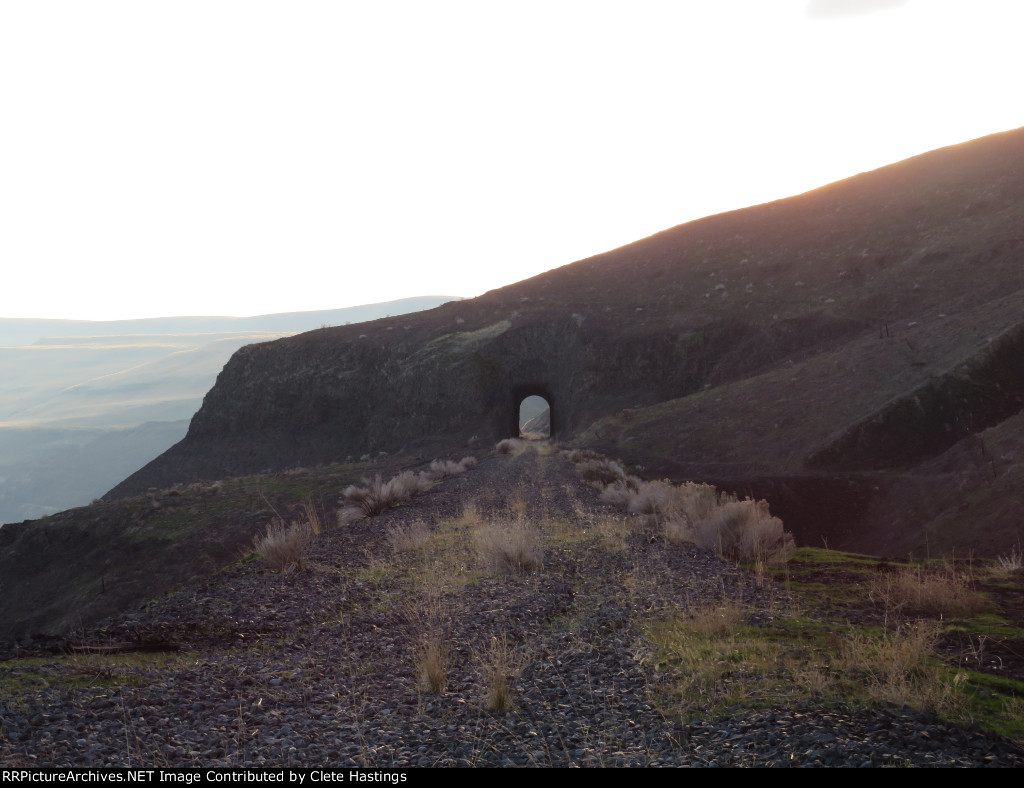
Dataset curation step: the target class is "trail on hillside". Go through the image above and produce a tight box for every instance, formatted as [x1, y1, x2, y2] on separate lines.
[3, 443, 1022, 767]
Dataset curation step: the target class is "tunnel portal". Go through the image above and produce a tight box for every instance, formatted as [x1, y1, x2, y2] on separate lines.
[510, 384, 555, 439]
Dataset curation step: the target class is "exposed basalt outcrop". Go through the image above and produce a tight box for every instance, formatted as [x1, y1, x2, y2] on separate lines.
[110, 127, 1024, 530]
[110, 307, 841, 495]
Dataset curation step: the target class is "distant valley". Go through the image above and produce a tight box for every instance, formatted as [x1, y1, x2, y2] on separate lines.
[0, 297, 460, 525]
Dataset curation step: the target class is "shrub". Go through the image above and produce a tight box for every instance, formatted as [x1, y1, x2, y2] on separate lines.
[561, 448, 603, 464]
[577, 458, 632, 487]
[598, 481, 635, 510]
[663, 517, 694, 546]
[587, 465, 794, 565]
[626, 479, 677, 517]
[694, 498, 794, 564]
[677, 482, 722, 522]
[253, 519, 311, 573]
[474, 519, 543, 572]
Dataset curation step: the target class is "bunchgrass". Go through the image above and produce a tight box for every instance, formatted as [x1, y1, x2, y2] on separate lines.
[867, 563, 991, 621]
[478, 635, 524, 712]
[474, 519, 543, 573]
[253, 518, 311, 573]
[416, 636, 448, 694]
[339, 471, 433, 523]
[387, 520, 432, 553]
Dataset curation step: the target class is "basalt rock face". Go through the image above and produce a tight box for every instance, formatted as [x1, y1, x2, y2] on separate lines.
[109, 128, 1024, 554]
[109, 304, 808, 495]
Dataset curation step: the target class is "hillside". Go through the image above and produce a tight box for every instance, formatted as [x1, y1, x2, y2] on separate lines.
[2, 444, 1023, 766]
[108, 127, 1024, 557]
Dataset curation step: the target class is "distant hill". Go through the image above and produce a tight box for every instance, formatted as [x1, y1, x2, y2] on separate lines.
[0, 298, 457, 348]
[0, 296, 460, 525]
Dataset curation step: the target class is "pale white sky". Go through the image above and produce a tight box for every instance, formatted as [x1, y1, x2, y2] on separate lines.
[2, 0, 1022, 320]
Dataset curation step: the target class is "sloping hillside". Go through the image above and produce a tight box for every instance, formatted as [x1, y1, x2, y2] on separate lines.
[108, 128, 1024, 556]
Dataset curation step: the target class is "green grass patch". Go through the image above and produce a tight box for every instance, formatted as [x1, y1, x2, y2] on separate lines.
[644, 604, 1024, 742]
[0, 651, 188, 698]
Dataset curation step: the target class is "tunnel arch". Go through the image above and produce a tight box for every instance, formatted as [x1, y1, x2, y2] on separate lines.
[510, 384, 555, 439]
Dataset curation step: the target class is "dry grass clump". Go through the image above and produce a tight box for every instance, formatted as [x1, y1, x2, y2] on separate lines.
[456, 500, 483, 528]
[996, 545, 1024, 574]
[478, 635, 525, 712]
[339, 471, 432, 523]
[387, 519, 432, 552]
[495, 438, 524, 454]
[685, 600, 747, 637]
[301, 498, 324, 535]
[416, 636, 448, 694]
[867, 563, 990, 619]
[840, 621, 966, 714]
[594, 515, 632, 552]
[253, 518, 311, 573]
[429, 459, 464, 478]
[474, 519, 543, 572]
[427, 455, 478, 479]
[392, 470, 434, 497]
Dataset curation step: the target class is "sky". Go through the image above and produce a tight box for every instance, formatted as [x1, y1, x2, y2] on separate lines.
[2, 0, 1023, 321]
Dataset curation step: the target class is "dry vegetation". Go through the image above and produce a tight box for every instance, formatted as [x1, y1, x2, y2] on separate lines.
[428, 456, 477, 479]
[647, 597, 972, 723]
[253, 518, 312, 573]
[387, 519, 432, 553]
[473, 519, 543, 573]
[495, 438, 524, 455]
[338, 470, 433, 523]
[867, 562, 991, 622]
[415, 635, 448, 695]
[997, 545, 1024, 574]
[477, 635, 524, 713]
[568, 453, 794, 565]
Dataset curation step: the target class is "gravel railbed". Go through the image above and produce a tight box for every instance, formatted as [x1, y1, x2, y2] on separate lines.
[2, 445, 1022, 767]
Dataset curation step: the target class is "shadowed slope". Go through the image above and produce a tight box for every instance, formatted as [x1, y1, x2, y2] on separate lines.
[106, 128, 1024, 554]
